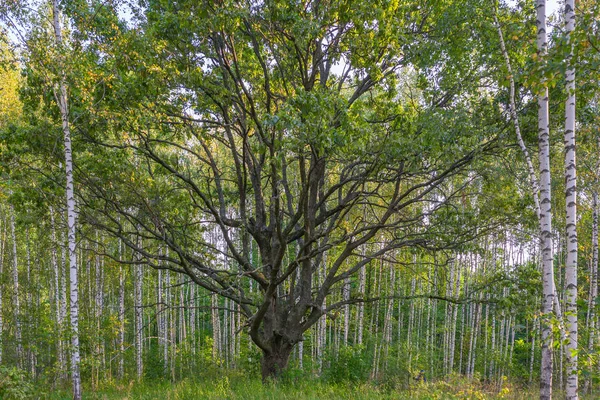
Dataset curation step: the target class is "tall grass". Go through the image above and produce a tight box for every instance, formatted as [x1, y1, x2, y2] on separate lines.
[36, 371, 546, 400]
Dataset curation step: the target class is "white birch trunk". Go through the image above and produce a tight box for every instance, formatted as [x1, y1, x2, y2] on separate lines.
[443, 260, 454, 374]
[490, 309, 496, 380]
[134, 253, 143, 380]
[530, 317, 538, 386]
[211, 293, 221, 361]
[117, 237, 125, 380]
[25, 227, 34, 376]
[563, 0, 577, 397]
[357, 262, 366, 345]
[10, 207, 23, 367]
[60, 230, 67, 357]
[190, 282, 196, 358]
[343, 275, 350, 345]
[51, 2, 81, 397]
[449, 259, 460, 372]
[318, 255, 327, 374]
[170, 298, 175, 381]
[165, 269, 173, 378]
[584, 193, 598, 393]
[298, 340, 303, 369]
[0, 215, 4, 363]
[536, 1, 554, 398]
[50, 209, 65, 378]
[95, 235, 105, 374]
[157, 268, 164, 372]
[383, 269, 395, 370]
[163, 250, 170, 374]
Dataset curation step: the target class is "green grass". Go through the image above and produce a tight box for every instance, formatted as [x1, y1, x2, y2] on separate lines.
[38, 372, 543, 400]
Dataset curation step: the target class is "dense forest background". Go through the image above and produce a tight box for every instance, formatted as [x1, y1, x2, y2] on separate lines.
[1, 0, 600, 399]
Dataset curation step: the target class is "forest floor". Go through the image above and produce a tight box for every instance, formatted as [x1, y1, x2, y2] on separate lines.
[39, 373, 554, 400]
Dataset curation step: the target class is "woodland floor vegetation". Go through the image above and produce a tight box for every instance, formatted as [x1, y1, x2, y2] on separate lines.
[42, 372, 542, 400]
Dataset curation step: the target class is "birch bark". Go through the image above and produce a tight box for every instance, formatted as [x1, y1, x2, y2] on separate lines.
[50, 209, 65, 378]
[584, 193, 598, 393]
[134, 252, 143, 380]
[10, 207, 23, 367]
[0, 215, 4, 363]
[50, 2, 81, 397]
[563, 0, 578, 398]
[117, 239, 125, 380]
[535, 1, 555, 398]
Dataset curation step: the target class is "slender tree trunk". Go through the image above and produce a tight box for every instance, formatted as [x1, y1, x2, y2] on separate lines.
[50, 209, 65, 380]
[134, 253, 143, 380]
[169, 281, 175, 381]
[211, 293, 221, 361]
[459, 296, 467, 374]
[509, 312, 516, 374]
[343, 275, 350, 345]
[163, 251, 170, 375]
[484, 296, 490, 378]
[51, 2, 81, 397]
[25, 227, 35, 376]
[0, 215, 5, 364]
[530, 317, 538, 386]
[584, 193, 598, 393]
[190, 282, 196, 359]
[449, 258, 460, 372]
[10, 207, 23, 367]
[318, 256, 327, 374]
[158, 267, 167, 375]
[470, 301, 482, 378]
[117, 239, 125, 380]
[443, 260, 454, 374]
[535, 1, 554, 398]
[490, 308, 496, 380]
[383, 269, 395, 370]
[563, 0, 577, 397]
[357, 262, 366, 345]
[370, 258, 383, 379]
[95, 235, 105, 378]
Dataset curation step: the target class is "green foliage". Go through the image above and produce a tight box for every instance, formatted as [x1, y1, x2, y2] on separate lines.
[322, 344, 370, 383]
[0, 366, 34, 400]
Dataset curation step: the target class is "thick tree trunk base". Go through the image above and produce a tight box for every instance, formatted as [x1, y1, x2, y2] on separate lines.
[261, 345, 293, 382]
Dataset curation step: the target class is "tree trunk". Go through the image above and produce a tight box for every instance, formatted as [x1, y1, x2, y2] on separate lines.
[260, 342, 293, 381]
[357, 262, 366, 345]
[0, 215, 4, 364]
[50, 209, 65, 379]
[530, 317, 538, 386]
[536, 1, 555, 399]
[95, 235, 105, 379]
[343, 275, 350, 345]
[211, 293, 221, 361]
[10, 207, 23, 367]
[563, 0, 577, 398]
[117, 239, 125, 380]
[584, 192, 598, 393]
[51, 2, 81, 397]
[134, 255, 143, 380]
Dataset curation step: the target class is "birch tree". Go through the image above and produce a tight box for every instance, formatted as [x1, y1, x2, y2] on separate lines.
[10, 206, 22, 367]
[535, 1, 555, 398]
[563, 0, 578, 398]
[51, 1, 81, 397]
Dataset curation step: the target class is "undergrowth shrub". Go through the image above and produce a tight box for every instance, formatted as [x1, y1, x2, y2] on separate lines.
[0, 366, 34, 400]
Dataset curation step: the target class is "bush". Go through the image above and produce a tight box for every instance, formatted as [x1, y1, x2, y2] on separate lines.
[322, 344, 370, 383]
[0, 366, 34, 400]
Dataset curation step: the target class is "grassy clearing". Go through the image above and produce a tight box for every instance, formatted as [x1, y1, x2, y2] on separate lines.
[39, 373, 543, 400]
